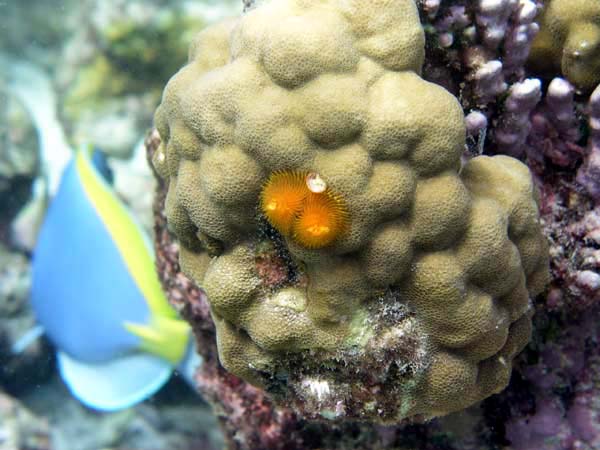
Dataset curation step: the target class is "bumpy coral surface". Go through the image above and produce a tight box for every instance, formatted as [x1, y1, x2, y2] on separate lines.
[529, 0, 600, 92]
[154, 0, 548, 422]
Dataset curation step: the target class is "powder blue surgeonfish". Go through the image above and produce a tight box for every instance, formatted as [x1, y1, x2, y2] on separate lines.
[31, 145, 193, 411]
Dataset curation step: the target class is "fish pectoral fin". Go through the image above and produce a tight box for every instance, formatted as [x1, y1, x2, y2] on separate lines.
[123, 316, 189, 365]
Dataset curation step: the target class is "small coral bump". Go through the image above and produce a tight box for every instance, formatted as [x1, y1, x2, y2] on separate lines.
[260, 171, 309, 234]
[291, 189, 349, 249]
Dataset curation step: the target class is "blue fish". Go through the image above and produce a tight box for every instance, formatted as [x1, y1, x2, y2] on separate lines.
[30, 145, 193, 411]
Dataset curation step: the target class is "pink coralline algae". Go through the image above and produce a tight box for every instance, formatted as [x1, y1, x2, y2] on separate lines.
[495, 77, 542, 156]
[532, 84, 600, 313]
[577, 85, 600, 201]
[524, 77, 583, 170]
[506, 314, 600, 450]
[423, 0, 541, 107]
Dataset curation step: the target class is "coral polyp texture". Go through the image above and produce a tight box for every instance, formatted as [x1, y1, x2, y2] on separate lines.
[528, 0, 600, 92]
[153, 0, 548, 422]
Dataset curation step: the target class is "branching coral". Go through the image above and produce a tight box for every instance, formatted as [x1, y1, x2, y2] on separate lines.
[153, 0, 548, 422]
[577, 85, 600, 200]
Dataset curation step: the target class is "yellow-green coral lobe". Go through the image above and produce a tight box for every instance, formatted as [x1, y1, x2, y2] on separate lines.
[529, 0, 600, 91]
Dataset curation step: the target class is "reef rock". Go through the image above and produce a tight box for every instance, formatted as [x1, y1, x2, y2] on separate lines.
[0, 391, 50, 450]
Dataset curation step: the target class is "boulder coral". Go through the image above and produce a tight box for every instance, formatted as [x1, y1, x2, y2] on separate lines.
[153, 0, 548, 422]
[528, 0, 600, 92]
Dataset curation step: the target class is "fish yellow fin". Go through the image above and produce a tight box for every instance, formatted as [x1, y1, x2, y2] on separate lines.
[123, 316, 189, 365]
